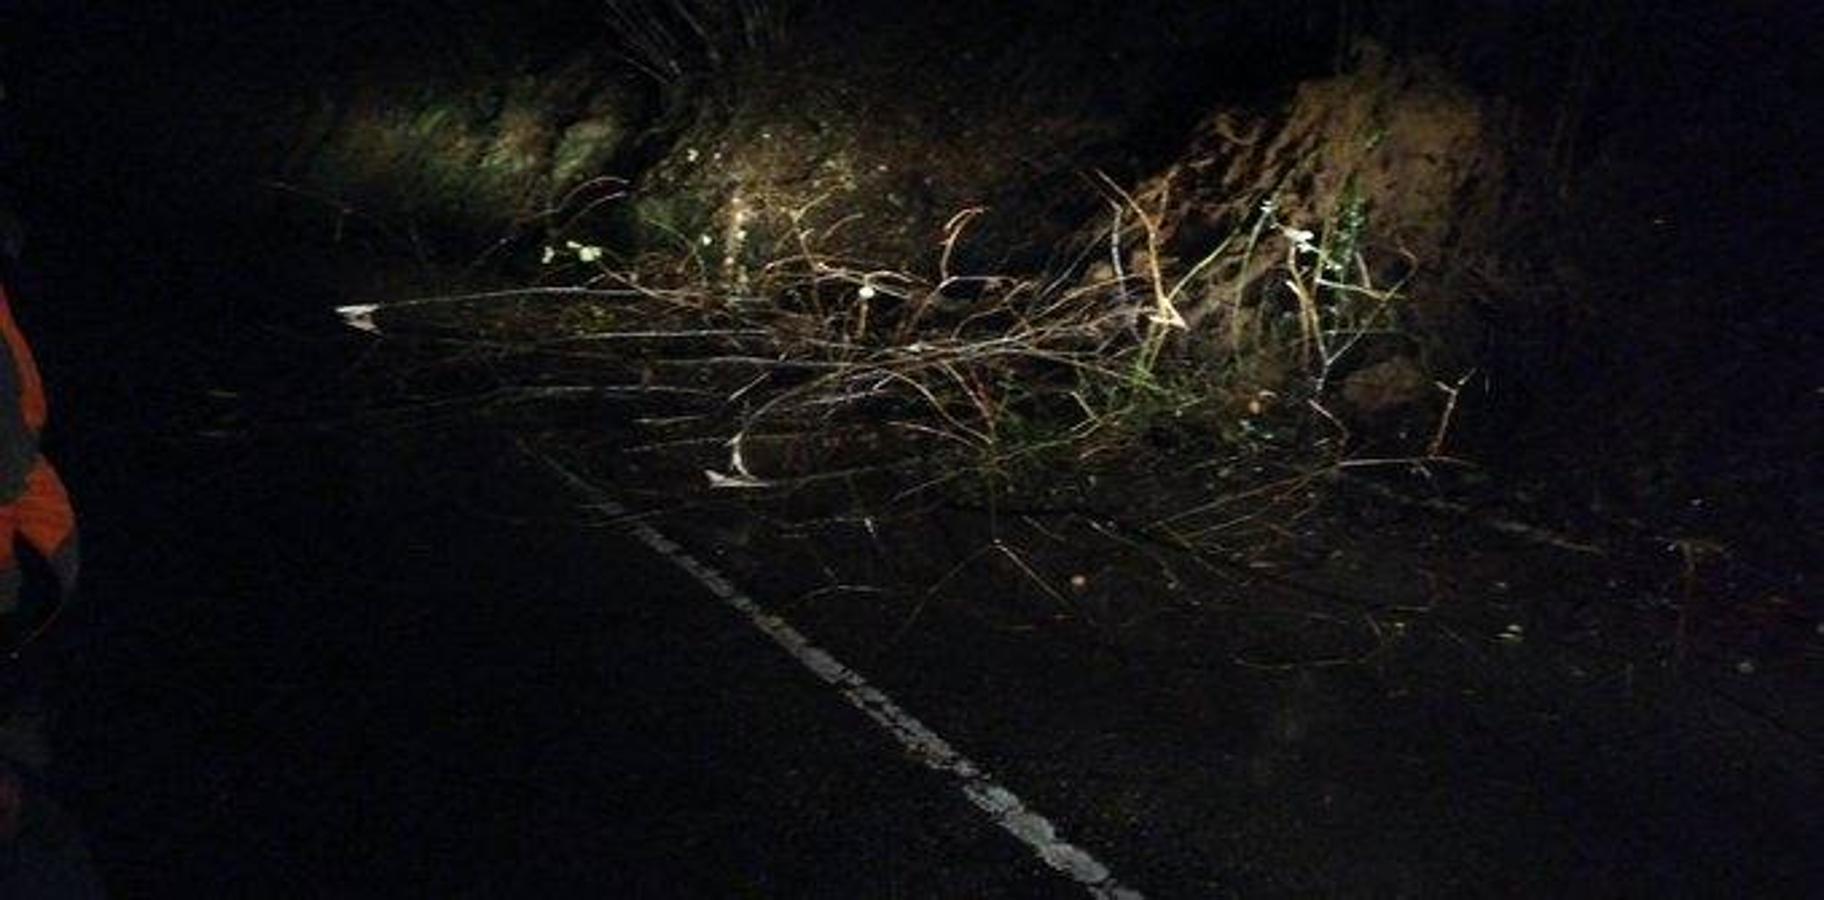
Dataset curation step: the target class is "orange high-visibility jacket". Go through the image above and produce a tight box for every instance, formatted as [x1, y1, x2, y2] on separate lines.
[0, 282, 44, 501]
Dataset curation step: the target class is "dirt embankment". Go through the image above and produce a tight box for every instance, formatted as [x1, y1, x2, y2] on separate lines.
[266, 3, 1815, 632]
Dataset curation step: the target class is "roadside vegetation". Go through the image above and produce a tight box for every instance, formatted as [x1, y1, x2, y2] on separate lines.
[317, 1, 1815, 672]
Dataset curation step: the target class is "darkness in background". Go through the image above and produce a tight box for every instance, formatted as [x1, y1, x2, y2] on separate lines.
[0, 0, 1814, 891]
[0, 1, 1810, 634]
[3, 0, 1812, 317]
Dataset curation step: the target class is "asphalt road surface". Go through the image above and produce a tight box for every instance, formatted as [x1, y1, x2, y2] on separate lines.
[44, 401, 1125, 897]
[32, 315, 1819, 899]
[8, 141, 1817, 900]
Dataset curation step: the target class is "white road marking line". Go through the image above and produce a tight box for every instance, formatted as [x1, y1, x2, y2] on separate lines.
[593, 495, 1144, 899]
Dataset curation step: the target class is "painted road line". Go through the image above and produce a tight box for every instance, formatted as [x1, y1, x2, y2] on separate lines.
[532, 451, 1144, 899]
